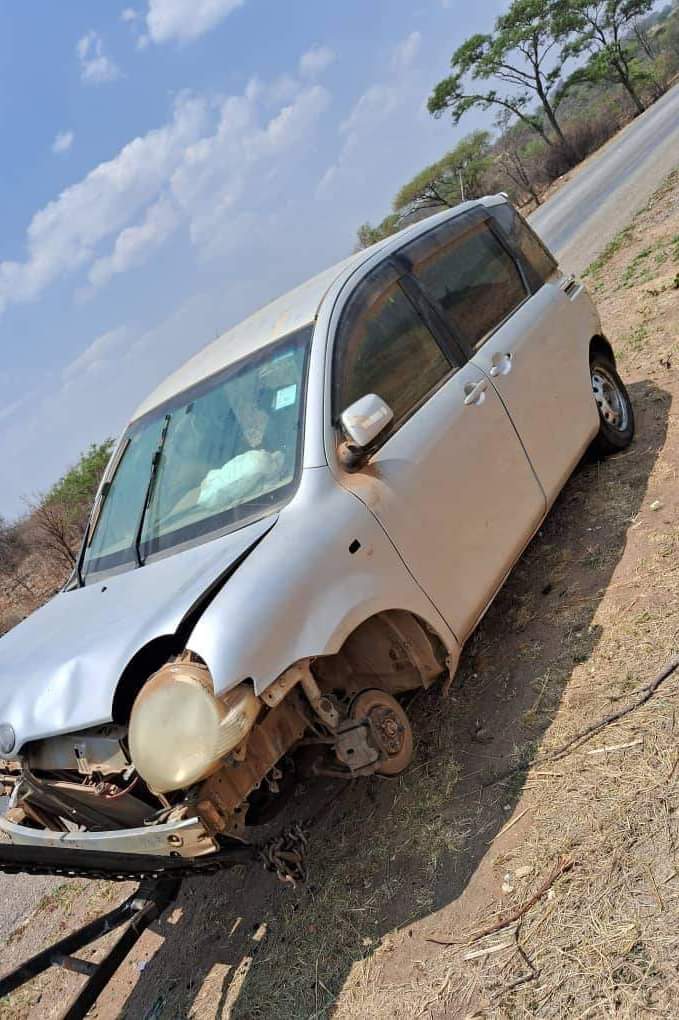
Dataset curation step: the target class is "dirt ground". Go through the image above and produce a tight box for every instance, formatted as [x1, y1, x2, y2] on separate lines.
[2, 170, 679, 1020]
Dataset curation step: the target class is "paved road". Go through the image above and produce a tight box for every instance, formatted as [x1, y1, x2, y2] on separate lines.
[1, 84, 678, 953]
[530, 82, 679, 273]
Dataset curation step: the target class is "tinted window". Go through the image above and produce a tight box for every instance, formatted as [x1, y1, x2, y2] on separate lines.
[410, 222, 527, 350]
[490, 203, 557, 287]
[334, 272, 451, 427]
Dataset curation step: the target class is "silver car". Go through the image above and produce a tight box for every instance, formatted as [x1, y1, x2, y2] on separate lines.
[0, 196, 633, 864]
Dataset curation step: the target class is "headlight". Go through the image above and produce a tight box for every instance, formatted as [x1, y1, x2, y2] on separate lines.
[129, 663, 260, 793]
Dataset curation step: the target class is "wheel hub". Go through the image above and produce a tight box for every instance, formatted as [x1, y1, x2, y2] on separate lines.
[349, 690, 414, 776]
[592, 368, 628, 432]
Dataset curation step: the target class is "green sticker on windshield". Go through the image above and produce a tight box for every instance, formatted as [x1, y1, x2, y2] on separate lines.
[274, 384, 297, 410]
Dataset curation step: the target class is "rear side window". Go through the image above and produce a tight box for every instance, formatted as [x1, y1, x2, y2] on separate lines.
[333, 268, 452, 428]
[489, 203, 557, 287]
[410, 222, 527, 350]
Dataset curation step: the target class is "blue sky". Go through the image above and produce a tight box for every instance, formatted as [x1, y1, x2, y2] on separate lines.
[0, 0, 508, 519]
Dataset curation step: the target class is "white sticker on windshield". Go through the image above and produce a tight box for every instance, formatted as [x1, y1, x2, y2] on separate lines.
[274, 384, 297, 410]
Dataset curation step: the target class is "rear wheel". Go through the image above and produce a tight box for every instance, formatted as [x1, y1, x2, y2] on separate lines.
[590, 355, 634, 456]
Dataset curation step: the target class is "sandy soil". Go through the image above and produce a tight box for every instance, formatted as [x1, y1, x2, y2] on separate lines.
[1, 172, 679, 1020]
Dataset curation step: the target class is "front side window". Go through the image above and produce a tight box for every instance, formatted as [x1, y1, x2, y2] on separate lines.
[83, 327, 311, 579]
[333, 269, 452, 428]
[410, 222, 527, 350]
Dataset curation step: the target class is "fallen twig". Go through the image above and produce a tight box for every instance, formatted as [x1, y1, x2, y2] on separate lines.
[585, 738, 643, 755]
[489, 807, 530, 844]
[463, 939, 515, 960]
[426, 855, 573, 947]
[486, 655, 679, 788]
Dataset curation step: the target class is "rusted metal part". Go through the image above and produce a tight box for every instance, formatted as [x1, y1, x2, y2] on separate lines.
[349, 690, 413, 776]
[313, 610, 447, 699]
[334, 720, 379, 770]
[298, 661, 340, 729]
[259, 822, 308, 886]
[259, 664, 304, 709]
[196, 694, 307, 834]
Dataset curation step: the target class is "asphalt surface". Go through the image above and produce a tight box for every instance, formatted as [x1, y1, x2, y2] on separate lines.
[530, 82, 679, 275]
[0, 85, 678, 952]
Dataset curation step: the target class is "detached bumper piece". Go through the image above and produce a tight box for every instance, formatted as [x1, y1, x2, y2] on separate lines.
[0, 877, 180, 1020]
[0, 840, 257, 881]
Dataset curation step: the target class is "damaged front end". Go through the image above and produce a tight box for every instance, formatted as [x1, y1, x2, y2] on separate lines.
[0, 611, 446, 871]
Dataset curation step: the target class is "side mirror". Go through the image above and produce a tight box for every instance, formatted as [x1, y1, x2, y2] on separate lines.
[338, 393, 393, 468]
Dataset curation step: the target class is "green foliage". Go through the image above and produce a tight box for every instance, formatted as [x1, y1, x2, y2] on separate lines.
[393, 131, 493, 215]
[44, 440, 114, 509]
[554, 0, 655, 113]
[356, 214, 402, 249]
[428, 0, 574, 154]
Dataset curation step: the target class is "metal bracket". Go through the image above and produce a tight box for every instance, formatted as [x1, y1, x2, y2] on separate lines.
[0, 877, 181, 1020]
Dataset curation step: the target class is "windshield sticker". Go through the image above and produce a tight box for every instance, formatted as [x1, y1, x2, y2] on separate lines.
[274, 384, 297, 410]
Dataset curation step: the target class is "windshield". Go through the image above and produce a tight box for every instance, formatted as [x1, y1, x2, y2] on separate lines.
[82, 326, 311, 579]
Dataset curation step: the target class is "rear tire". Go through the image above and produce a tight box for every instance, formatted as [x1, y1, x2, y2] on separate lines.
[590, 355, 634, 456]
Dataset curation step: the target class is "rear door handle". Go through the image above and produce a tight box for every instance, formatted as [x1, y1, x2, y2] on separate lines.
[463, 379, 488, 406]
[490, 352, 512, 377]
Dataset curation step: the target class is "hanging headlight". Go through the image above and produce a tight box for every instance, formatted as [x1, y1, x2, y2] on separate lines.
[129, 663, 260, 793]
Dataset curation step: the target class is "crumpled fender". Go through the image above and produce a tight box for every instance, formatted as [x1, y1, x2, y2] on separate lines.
[186, 466, 460, 696]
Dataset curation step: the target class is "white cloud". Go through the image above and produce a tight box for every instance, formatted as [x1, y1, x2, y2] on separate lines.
[88, 195, 180, 289]
[52, 130, 75, 155]
[0, 93, 208, 307]
[299, 45, 335, 79]
[391, 31, 422, 71]
[146, 0, 244, 44]
[62, 326, 132, 382]
[0, 72, 330, 309]
[77, 31, 122, 84]
[121, 7, 138, 21]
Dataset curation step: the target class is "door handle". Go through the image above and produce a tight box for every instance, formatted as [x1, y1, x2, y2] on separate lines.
[490, 352, 512, 378]
[463, 379, 488, 406]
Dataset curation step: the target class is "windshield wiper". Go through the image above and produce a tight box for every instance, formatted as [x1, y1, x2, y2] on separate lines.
[133, 414, 171, 568]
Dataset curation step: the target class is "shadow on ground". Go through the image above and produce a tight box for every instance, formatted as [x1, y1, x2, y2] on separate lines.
[110, 380, 668, 1020]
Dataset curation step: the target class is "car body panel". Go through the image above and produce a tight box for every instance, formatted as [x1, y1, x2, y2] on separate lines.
[0, 515, 276, 752]
[471, 278, 601, 501]
[186, 466, 460, 693]
[330, 361, 546, 642]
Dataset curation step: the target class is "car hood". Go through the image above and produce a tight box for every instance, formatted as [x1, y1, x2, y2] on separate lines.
[0, 516, 277, 753]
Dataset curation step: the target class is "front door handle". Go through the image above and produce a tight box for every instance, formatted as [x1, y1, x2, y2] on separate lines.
[490, 352, 512, 377]
[463, 379, 488, 406]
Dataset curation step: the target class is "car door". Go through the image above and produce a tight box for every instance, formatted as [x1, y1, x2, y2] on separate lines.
[407, 204, 599, 502]
[329, 258, 545, 642]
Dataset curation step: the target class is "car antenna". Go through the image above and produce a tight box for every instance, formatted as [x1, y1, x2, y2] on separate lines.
[134, 414, 171, 568]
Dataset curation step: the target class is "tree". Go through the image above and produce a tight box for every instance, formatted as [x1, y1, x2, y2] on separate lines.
[393, 131, 493, 217]
[28, 439, 114, 574]
[0, 516, 33, 600]
[428, 0, 576, 160]
[555, 0, 655, 115]
[355, 214, 402, 250]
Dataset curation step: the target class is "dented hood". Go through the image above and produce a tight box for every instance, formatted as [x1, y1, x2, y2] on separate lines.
[0, 516, 276, 753]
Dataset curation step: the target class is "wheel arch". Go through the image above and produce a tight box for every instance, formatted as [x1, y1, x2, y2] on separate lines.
[111, 635, 181, 724]
[589, 334, 616, 366]
[310, 606, 455, 697]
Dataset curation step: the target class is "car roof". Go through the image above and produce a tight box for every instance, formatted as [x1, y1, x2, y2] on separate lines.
[131, 196, 501, 421]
